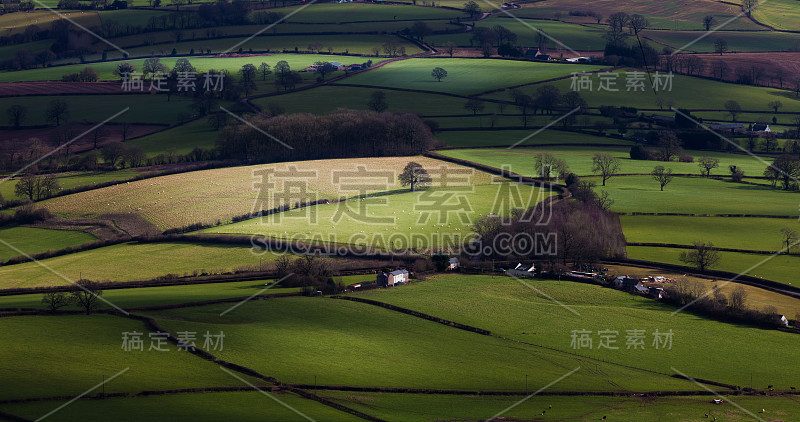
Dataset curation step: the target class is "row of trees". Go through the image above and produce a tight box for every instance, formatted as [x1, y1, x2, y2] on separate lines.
[510, 86, 587, 127]
[41, 280, 104, 315]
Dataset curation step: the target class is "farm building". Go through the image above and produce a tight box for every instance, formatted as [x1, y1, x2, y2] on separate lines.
[448, 257, 459, 270]
[376, 269, 408, 287]
[779, 315, 789, 327]
[709, 123, 744, 134]
[751, 123, 771, 133]
[508, 263, 535, 277]
[648, 287, 665, 299]
[612, 276, 640, 290]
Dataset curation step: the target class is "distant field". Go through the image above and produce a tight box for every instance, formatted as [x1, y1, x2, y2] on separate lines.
[98, 9, 174, 26]
[0, 54, 383, 82]
[628, 246, 800, 288]
[643, 29, 800, 53]
[340, 58, 606, 95]
[128, 119, 218, 157]
[42, 156, 475, 230]
[278, 2, 465, 22]
[436, 130, 634, 147]
[752, 0, 800, 31]
[0, 169, 147, 202]
[483, 70, 800, 113]
[204, 183, 550, 249]
[591, 175, 799, 215]
[0, 226, 95, 262]
[320, 391, 800, 422]
[621, 215, 799, 251]
[353, 274, 800, 388]
[439, 146, 774, 176]
[0, 94, 202, 125]
[148, 297, 695, 392]
[0, 10, 100, 37]
[0, 242, 281, 289]
[1, 392, 361, 422]
[0, 315, 262, 400]
[427, 17, 609, 51]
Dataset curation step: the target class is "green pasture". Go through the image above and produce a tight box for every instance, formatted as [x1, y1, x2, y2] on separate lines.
[628, 245, 800, 288]
[278, 2, 465, 23]
[321, 391, 800, 422]
[0, 95, 201, 125]
[147, 297, 695, 392]
[0, 169, 150, 201]
[0, 54, 383, 82]
[128, 118, 217, 157]
[354, 274, 800, 389]
[621, 215, 799, 251]
[590, 175, 799, 215]
[0, 314, 262, 400]
[0, 275, 378, 309]
[0, 226, 95, 262]
[339, 57, 606, 95]
[0, 39, 52, 62]
[204, 183, 551, 250]
[1, 391, 361, 422]
[427, 17, 609, 51]
[0, 242, 281, 289]
[436, 129, 634, 147]
[752, 0, 800, 31]
[99, 9, 174, 26]
[440, 146, 774, 176]
[483, 70, 800, 114]
[41, 156, 473, 230]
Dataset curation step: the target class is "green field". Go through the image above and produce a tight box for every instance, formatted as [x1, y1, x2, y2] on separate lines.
[42, 156, 478, 230]
[628, 246, 800, 288]
[0, 54, 384, 82]
[203, 183, 550, 249]
[127, 118, 218, 157]
[279, 2, 465, 22]
[436, 130, 634, 147]
[752, 0, 800, 30]
[340, 58, 606, 95]
[484, 70, 800, 114]
[147, 297, 695, 392]
[621, 215, 799, 251]
[320, 391, 800, 422]
[0, 242, 281, 289]
[440, 146, 773, 177]
[0, 226, 95, 262]
[353, 275, 800, 388]
[0, 391, 361, 422]
[0, 95, 200, 125]
[0, 169, 150, 201]
[0, 314, 262, 400]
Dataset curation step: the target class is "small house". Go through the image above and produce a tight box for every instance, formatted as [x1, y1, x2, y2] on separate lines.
[535, 54, 552, 61]
[779, 314, 790, 327]
[612, 276, 640, 290]
[448, 257, 459, 270]
[329, 61, 344, 70]
[508, 263, 535, 277]
[377, 269, 408, 287]
[751, 123, 771, 133]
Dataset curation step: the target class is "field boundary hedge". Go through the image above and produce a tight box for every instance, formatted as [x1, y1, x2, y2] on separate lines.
[330, 295, 491, 335]
[626, 242, 781, 255]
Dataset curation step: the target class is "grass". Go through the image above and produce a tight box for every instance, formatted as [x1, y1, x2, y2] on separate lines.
[439, 146, 773, 176]
[0, 275, 378, 310]
[0, 169, 149, 201]
[339, 58, 606, 95]
[0, 95, 202, 125]
[352, 274, 800, 389]
[627, 245, 800, 288]
[278, 3, 465, 22]
[146, 297, 695, 392]
[620, 215, 799, 251]
[127, 118, 218, 157]
[436, 129, 635, 147]
[0, 314, 262, 400]
[203, 183, 550, 250]
[42, 156, 477, 230]
[0, 10, 100, 36]
[98, 9, 174, 26]
[752, 0, 800, 31]
[0, 242, 283, 289]
[0, 226, 96, 262]
[483, 70, 800, 115]
[0, 391, 361, 422]
[0, 54, 385, 82]
[319, 391, 800, 421]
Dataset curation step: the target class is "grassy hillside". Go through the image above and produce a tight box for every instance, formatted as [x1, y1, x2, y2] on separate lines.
[0, 226, 96, 262]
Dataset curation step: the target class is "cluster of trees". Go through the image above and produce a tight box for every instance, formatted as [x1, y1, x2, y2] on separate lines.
[61, 66, 99, 82]
[510, 86, 587, 127]
[763, 154, 800, 191]
[372, 40, 406, 57]
[469, 24, 524, 57]
[13, 173, 61, 201]
[470, 197, 626, 266]
[40, 280, 104, 315]
[600, 12, 658, 67]
[660, 48, 796, 90]
[217, 108, 435, 163]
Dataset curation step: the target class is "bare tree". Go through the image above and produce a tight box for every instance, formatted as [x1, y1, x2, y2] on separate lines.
[6, 104, 27, 128]
[780, 227, 798, 254]
[768, 100, 783, 113]
[698, 157, 720, 176]
[702, 15, 715, 31]
[729, 285, 747, 311]
[679, 241, 721, 271]
[591, 153, 621, 186]
[651, 166, 673, 191]
[70, 280, 103, 315]
[274, 255, 291, 277]
[41, 292, 72, 313]
[46, 99, 69, 126]
[714, 38, 728, 55]
[443, 41, 458, 57]
[724, 100, 742, 121]
[463, 98, 485, 115]
[627, 14, 649, 35]
[742, 0, 757, 15]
